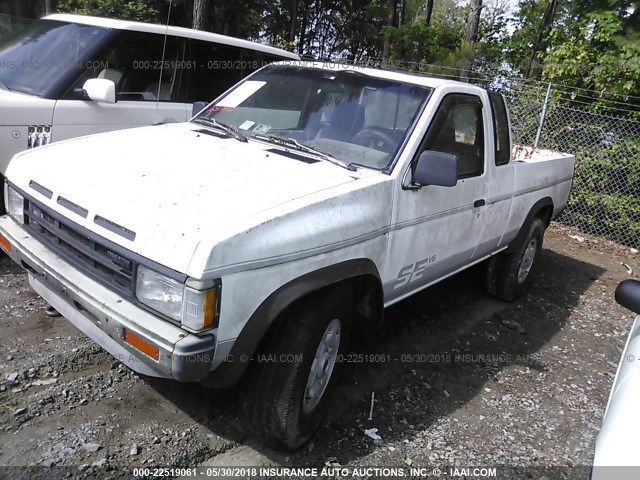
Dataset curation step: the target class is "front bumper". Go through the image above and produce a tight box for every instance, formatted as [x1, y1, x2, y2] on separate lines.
[0, 215, 215, 381]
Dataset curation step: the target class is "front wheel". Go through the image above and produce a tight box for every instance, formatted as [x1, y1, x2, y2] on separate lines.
[240, 286, 352, 450]
[0, 173, 5, 215]
[485, 218, 545, 301]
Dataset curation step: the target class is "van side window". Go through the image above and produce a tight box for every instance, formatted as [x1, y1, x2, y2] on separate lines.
[419, 94, 484, 178]
[240, 50, 284, 80]
[488, 91, 511, 166]
[184, 43, 286, 104]
[65, 31, 184, 102]
[185, 41, 244, 103]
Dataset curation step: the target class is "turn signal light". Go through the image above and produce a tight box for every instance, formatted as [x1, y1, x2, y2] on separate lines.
[0, 234, 11, 253]
[203, 289, 217, 329]
[124, 328, 159, 360]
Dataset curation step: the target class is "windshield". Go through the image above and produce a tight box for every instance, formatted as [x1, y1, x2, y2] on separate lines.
[194, 65, 432, 170]
[0, 20, 112, 96]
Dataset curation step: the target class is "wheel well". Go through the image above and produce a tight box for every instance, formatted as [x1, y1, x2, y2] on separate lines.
[536, 204, 554, 228]
[505, 197, 554, 254]
[351, 274, 385, 332]
[258, 275, 384, 352]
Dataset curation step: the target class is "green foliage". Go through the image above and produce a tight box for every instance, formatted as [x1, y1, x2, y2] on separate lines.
[57, 0, 163, 23]
[543, 8, 640, 107]
[384, 18, 461, 64]
[382, 0, 510, 75]
[561, 139, 640, 248]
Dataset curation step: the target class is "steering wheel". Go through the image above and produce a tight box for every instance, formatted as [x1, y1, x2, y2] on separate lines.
[353, 127, 398, 153]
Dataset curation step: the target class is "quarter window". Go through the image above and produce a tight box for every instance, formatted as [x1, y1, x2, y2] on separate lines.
[488, 91, 511, 166]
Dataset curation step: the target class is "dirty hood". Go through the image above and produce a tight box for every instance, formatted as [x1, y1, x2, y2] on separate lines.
[6, 123, 359, 273]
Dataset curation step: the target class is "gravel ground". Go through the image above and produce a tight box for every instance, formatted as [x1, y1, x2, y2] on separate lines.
[0, 223, 638, 479]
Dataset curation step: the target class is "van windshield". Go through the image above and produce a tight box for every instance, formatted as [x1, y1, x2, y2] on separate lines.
[194, 65, 431, 170]
[0, 20, 111, 97]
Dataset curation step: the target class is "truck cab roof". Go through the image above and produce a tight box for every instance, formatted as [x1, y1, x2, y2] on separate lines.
[273, 60, 487, 92]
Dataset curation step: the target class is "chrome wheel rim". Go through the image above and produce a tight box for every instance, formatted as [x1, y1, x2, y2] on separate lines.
[517, 238, 537, 284]
[303, 318, 341, 414]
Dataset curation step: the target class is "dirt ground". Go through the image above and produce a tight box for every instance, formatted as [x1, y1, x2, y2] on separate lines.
[0, 223, 638, 479]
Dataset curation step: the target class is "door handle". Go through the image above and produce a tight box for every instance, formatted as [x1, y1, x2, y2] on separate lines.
[473, 199, 486, 208]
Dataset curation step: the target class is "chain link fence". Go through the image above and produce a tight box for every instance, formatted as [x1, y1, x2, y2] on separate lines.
[340, 58, 640, 249]
[500, 82, 640, 249]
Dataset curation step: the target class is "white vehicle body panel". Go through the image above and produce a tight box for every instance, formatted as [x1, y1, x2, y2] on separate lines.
[591, 313, 640, 480]
[0, 63, 576, 383]
[0, 89, 56, 172]
[50, 99, 191, 142]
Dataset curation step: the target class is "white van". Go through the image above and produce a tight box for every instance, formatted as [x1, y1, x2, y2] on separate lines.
[0, 13, 299, 209]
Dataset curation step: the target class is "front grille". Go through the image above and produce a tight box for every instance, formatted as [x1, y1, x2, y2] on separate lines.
[24, 198, 136, 297]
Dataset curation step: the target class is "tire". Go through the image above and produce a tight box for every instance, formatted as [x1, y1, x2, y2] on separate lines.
[485, 218, 545, 301]
[239, 285, 353, 450]
[0, 173, 5, 216]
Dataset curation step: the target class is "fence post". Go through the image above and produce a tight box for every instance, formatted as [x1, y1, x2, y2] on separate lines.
[534, 82, 552, 148]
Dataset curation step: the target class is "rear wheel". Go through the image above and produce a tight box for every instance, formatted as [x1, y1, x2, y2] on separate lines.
[240, 286, 352, 450]
[485, 218, 545, 301]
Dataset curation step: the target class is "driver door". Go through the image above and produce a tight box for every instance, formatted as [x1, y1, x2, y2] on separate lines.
[383, 92, 489, 304]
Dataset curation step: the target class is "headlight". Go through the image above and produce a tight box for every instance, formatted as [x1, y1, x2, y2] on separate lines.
[6, 185, 25, 224]
[135, 265, 219, 331]
[136, 265, 184, 321]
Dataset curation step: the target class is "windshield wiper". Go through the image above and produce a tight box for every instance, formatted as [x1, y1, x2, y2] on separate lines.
[191, 117, 247, 142]
[252, 134, 357, 171]
[0, 80, 10, 91]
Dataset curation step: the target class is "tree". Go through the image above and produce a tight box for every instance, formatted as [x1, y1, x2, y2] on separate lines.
[192, 0, 213, 30]
[526, 0, 558, 78]
[474, 0, 509, 69]
[45, 0, 57, 15]
[459, 0, 483, 80]
[382, 0, 397, 66]
[289, 0, 297, 45]
[465, 0, 482, 43]
[423, 0, 434, 24]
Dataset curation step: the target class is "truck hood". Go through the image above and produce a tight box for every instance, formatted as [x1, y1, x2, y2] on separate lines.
[7, 123, 361, 273]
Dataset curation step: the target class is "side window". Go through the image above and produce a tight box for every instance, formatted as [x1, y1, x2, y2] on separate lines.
[488, 91, 511, 166]
[65, 31, 184, 102]
[184, 40, 245, 103]
[419, 94, 484, 178]
[239, 50, 282, 78]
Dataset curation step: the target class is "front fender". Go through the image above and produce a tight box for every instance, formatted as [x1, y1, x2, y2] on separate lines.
[201, 258, 381, 387]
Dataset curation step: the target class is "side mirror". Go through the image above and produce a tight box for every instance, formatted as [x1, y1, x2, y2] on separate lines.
[192, 101, 208, 118]
[413, 150, 458, 187]
[82, 78, 116, 104]
[616, 280, 640, 315]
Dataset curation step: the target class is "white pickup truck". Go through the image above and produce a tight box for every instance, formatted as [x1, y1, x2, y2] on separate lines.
[0, 62, 575, 450]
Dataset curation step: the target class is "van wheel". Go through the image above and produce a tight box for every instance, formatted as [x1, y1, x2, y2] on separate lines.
[485, 218, 545, 301]
[240, 286, 352, 450]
